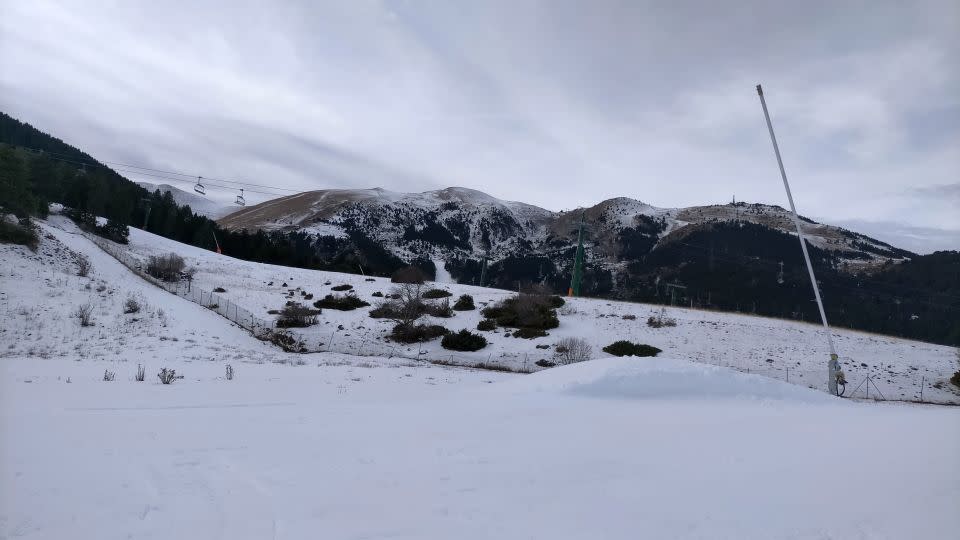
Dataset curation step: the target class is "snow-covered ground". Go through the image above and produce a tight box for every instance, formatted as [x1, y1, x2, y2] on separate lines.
[3, 353, 958, 539]
[99, 222, 960, 404]
[2, 218, 959, 538]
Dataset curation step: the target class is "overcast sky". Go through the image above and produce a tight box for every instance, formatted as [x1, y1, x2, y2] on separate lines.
[1, 0, 957, 251]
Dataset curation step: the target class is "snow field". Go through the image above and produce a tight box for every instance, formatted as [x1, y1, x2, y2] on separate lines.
[112, 222, 960, 404]
[2, 356, 958, 539]
[2, 221, 958, 539]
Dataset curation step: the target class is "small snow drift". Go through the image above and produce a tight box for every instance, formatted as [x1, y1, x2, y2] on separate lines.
[500, 357, 838, 403]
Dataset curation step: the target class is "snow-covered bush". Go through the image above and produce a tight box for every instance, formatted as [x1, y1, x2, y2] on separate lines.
[441, 329, 487, 351]
[513, 327, 548, 339]
[102, 369, 115, 381]
[423, 288, 452, 299]
[390, 323, 448, 344]
[0, 217, 39, 250]
[482, 294, 559, 331]
[602, 341, 661, 357]
[74, 302, 94, 327]
[331, 284, 353, 291]
[554, 337, 592, 364]
[225, 364, 234, 381]
[951, 370, 960, 389]
[75, 255, 91, 277]
[269, 330, 308, 353]
[453, 294, 475, 311]
[647, 308, 677, 328]
[135, 364, 145, 382]
[123, 295, 140, 314]
[275, 303, 319, 328]
[146, 253, 185, 282]
[213, 287, 226, 293]
[477, 319, 497, 331]
[157, 368, 182, 385]
[425, 298, 453, 318]
[313, 294, 369, 311]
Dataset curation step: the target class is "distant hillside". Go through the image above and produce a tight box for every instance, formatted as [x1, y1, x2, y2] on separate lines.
[136, 182, 233, 219]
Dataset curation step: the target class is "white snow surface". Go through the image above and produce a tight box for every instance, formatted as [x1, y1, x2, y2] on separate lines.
[108, 223, 960, 404]
[2, 218, 959, 539]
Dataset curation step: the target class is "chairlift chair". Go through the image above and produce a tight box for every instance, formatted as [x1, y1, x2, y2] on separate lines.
[194, 176, 205, 195]
[235, 188, 245, 206]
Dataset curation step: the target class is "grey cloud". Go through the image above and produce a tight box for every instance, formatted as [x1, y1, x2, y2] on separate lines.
[0, 0, 957, 240]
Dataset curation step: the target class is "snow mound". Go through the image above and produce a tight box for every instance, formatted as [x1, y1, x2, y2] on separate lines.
[498, 357, 839, 403]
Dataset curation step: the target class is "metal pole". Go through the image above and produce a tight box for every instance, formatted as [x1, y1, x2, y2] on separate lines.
[756, 84, 840, 395]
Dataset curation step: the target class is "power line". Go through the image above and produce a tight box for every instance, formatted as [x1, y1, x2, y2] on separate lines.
[8, 144, 304, 194]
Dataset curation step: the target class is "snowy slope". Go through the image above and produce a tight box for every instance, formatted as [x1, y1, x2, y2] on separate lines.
[2, 219, 959, 539]
[2, 354, 958, 539]
[138, 181, 233, 219]
[108, 223, 960, 404]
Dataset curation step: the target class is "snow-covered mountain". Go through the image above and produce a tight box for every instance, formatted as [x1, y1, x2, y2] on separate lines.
[138, 182, 234, 219]
[217, 186, 911, 270]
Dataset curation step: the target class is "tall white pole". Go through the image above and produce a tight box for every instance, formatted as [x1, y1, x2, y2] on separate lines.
[756, 84, 840, 395]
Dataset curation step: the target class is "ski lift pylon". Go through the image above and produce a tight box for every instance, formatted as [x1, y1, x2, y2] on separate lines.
[235, 188, 245, 206]
[194, 176, 205, 195]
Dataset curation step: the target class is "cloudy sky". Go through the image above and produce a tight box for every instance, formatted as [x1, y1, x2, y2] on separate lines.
[1, 0, 957, 251]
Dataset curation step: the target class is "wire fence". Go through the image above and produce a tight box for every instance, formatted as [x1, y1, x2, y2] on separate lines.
[83, 234, 951, 396]
[85, 234, 533, 372]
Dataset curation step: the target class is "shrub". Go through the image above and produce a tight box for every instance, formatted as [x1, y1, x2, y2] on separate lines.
[0, 218, 39, 250]
[226, 364, 234, 381]
[535, 359, 556, 368]
[369, 302, 402, 319]
[391, 265, 426, 284]
[304, 293, 313, 300]
[365, 278, 375, 282]
[213, 287, 226, 293]
[146, 253, 185, 282]
[481, 294, 559, 330]
[622, 314, 637, 320]
[441, 329, 488, 351]
[513, 327, 548, 339]
[76, 255, 92, 277]
[425, 298, 453, 318]
[372, 291, 384, 297]
[96, 219, 129, 244]
[103, 369, 115, 381]
[313, 294, 370, 311]
[74, 303, 94, 327]
[647, 309, 677, 328]
[602, 341, 661, 357]
[546, 295, 565, 308]
[331, 284, 353, 291]
[951, 370, 960, 389]
[554, 337, 592, 364]
[157, 368, 182, 384]
[123, 296, 140, 314]
[453, 294, 475, 311]
[269, 330, 308, 352]
[267, 309, 280, 315]
[135, 364, 145, 382]
[390, 323, 448, 343]
[275, 303, 320, 328]
[423, 288, 452, 299]
[477, 319, 497, 331]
